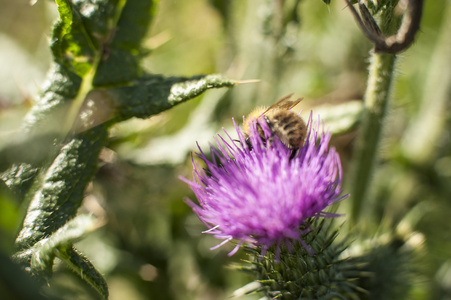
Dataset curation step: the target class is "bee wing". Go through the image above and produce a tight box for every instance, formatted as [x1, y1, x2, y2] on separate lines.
[263, 93, 304, 114]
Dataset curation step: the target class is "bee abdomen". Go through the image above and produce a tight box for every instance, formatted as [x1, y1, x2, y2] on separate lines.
[269, 111, 306, 149]
[282, 119, 298, 131]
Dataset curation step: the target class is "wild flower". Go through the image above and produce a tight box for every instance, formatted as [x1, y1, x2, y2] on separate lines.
[181, 113, 348, 258]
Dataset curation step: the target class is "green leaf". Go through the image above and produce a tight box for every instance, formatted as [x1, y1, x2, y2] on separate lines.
[66, 74, 237, 133]
[50, 0, 159, 82]
[28, 215, 101, 271]
[10, 1, 235, 298]
[104, 74, 237, 122]
[23, 63, 82, 134]
[59, 247, 109, 300]
[0, 253, 57, 300]
[93, 0, 160, 86]
[50, 0, 73, 64]
[12, 0, 236, 250]
[15, 0, 160, 146]
[15, 126, 108, 250]
[12, 0, 160, 250]
[0, 164, 39, 201]
[313, 100, 363, 136]
[14, 215, 106, 297]
[11, 56, 235, 300]
[51, 0, 96, 77]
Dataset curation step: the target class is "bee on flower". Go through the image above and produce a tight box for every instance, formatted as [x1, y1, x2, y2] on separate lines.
[181, 97, 348, 260]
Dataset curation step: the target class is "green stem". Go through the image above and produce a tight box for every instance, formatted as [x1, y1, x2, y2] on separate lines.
[401, 1, 451, 165]
[349, 52, 397, 224]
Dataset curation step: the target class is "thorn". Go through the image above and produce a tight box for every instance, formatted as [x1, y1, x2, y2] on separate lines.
[235, 79, 261, 85]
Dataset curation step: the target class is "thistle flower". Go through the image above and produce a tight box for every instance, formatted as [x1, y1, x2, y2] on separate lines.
[181, 113, 348, 258]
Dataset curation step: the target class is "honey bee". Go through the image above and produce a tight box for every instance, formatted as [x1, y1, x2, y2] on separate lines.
[243, 93, 307, 152]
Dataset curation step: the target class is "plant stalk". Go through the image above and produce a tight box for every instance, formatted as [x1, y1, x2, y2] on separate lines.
[349, 51, 397, 225]
[401, 2, 451, 165]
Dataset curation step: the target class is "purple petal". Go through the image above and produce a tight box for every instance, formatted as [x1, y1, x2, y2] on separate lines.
[181, 112, 348, 257]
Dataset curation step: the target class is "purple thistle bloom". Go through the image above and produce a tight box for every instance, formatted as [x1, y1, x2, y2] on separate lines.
[181, 112, 348, 258]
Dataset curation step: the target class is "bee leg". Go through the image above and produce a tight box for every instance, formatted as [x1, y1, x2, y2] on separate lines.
[245, 138, 253, 151]
[289, 149, 298, 161]
[262, 116, 275, 147]
[255, 122, 269, 147]
[233, 138, 253, 151]
[267, 134, 274, 147]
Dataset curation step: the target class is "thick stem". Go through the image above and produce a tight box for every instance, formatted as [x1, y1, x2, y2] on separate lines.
[349, 52, 397, 224]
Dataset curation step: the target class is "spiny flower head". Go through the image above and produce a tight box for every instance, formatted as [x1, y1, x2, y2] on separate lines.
[181, 113, 347, 258]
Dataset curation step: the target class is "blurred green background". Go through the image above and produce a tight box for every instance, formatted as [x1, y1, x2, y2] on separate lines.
[1, 0, 450, 299]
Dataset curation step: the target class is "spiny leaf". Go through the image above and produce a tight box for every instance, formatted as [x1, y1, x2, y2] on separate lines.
[102, 73, 237, 122]
[10, 2, 236, 298]
[51, 0, 73, 64]
[26, 0, 159, 135]
[0, 164, 38, 200]
[15, 126, 108, 250]
[14, 215, 103, 282]
[58, 246, 109, 299]
[94, 0, 160, 86]
[35, 215, 102, 254]
[51, 0, 96, 76]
